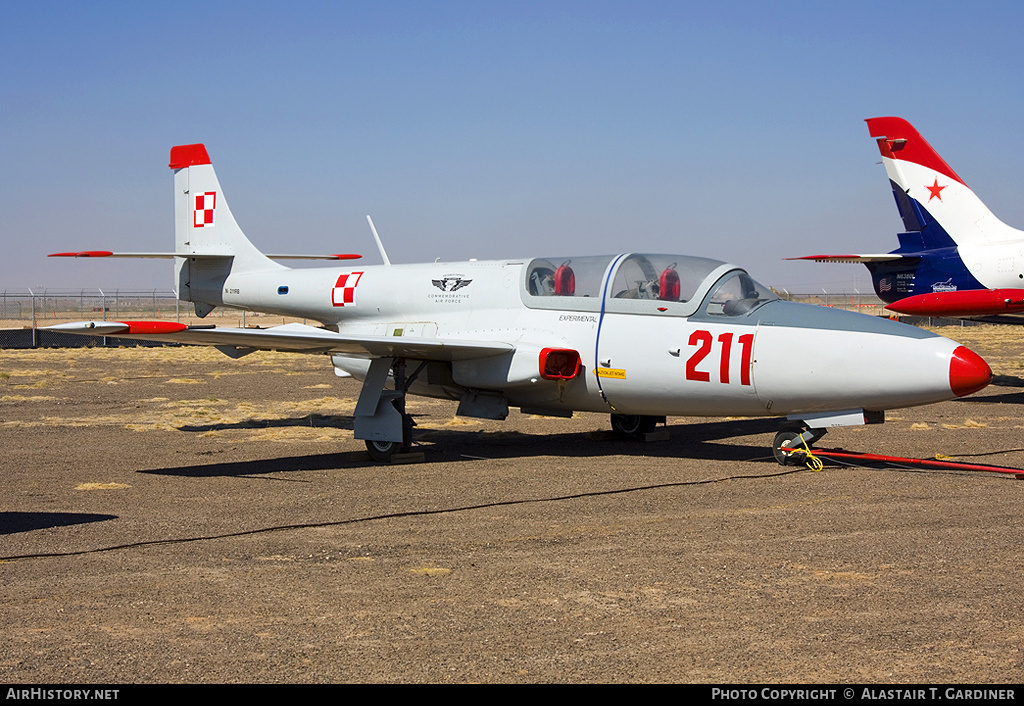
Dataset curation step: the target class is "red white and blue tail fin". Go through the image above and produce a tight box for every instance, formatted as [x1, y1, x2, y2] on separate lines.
[866, 116, 1024, 247]
[790, 117, 1023, 307]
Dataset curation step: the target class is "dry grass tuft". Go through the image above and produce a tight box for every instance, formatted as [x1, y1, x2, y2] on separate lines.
[440, 417, 477, 427]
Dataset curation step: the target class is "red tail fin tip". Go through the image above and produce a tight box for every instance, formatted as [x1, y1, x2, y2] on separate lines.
[169, 144, 211, 169]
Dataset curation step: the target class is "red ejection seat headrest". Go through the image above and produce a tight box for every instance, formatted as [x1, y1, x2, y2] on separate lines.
[659, 264, 680, 301]
[554, 261, 575, 296]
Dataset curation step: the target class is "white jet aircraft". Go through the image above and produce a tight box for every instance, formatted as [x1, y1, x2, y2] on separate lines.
[49, 144, 992, 462]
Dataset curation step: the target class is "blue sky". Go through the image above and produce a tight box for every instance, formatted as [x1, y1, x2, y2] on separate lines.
[4, 0, 1024, 292]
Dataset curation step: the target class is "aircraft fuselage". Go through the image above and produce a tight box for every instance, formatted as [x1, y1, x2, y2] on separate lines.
[199, 253, 985, 422]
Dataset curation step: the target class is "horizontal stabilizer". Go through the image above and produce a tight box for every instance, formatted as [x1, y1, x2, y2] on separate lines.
[265, 253, 361, 260]
[49, 251, 361, 260]
[786, 254, 909, 264]
[43, 321, 514, 361]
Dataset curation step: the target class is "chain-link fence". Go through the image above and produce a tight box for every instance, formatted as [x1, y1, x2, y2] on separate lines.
[0, 289, 305, 349]
[772, 289, 887, 312]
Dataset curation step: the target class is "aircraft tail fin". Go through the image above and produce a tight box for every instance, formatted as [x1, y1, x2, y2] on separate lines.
[866, 117, 1023, 248]
[169, 144, 284, 308]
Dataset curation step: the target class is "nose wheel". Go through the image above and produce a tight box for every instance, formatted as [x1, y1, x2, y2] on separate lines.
[772, 427, 826, 466]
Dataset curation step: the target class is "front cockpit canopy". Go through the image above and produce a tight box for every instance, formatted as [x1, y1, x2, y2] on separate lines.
[702, 270, 777, 317]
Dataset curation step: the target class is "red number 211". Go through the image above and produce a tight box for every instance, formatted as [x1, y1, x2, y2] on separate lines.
[685, 330, 753, 386]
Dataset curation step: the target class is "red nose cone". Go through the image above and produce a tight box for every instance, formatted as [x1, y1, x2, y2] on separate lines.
[949, 345, 992, 397]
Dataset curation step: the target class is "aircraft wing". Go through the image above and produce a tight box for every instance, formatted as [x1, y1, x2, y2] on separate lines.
[785, 254, 909, 264]
[44, 321, 514, 361]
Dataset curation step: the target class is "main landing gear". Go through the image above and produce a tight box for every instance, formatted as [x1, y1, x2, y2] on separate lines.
[772, 427, 827, 466]
[363, 397, 415, 463]
[365, 436, 409, 463]
[610, 414, 663, 440]
[356, 357, 421, 463]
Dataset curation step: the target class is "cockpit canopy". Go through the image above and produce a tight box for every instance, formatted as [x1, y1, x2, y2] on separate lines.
[522, 253, 777, 318]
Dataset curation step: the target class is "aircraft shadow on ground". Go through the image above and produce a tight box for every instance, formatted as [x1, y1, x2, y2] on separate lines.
[0, 511, 118, 535]
[970, 390, 1024, 404]
[144, 416, 786, 478]
[177, 412, 353, 433]
[966, 376, 1024, 404]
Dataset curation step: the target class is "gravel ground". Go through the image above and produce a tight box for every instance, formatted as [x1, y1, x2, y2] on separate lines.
[1, 330, 1023, 684]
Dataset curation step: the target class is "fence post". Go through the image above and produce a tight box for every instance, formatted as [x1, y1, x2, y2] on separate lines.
[29, 288, 37, 348]
[99, 288, 107, 346]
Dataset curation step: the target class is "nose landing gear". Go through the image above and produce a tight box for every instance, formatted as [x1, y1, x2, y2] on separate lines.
[772, 427, 826, 466]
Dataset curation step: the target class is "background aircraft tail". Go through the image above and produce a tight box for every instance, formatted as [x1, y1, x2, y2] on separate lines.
[866, 117, 1023, 248]
[169, 144, 284, 311]
[793, 118, 1022, 304]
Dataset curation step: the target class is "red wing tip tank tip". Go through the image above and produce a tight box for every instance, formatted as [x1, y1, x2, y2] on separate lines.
[118, 321, 189, 334]
[949, 345, 992, 397]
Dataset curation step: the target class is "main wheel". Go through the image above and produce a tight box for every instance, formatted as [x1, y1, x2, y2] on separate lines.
[772, 430, 803, 466]
[610, 414, 659, 440]
[365, 439, 400, 463]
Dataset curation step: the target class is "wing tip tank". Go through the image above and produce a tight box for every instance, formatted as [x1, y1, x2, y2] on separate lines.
[44, 320, 188, 335]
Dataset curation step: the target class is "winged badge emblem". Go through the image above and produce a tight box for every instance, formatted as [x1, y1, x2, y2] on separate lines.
[432, 277, 472, 292]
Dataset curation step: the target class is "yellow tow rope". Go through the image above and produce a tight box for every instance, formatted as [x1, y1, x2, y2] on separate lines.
[782, 436, 823, 471]
[800, 437, 824, 471]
